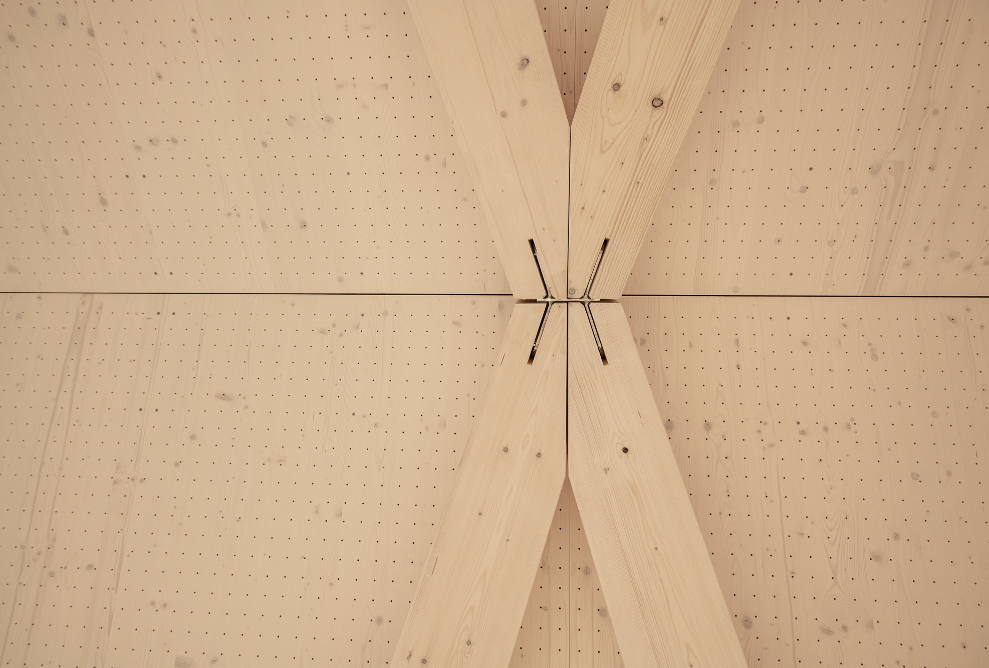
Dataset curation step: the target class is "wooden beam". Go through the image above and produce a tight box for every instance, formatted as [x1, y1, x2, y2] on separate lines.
[568, 0, 739, 298]
[408, 0, 570, 299]
[393, 302, 567, 667]
[566, 302, 747, 667]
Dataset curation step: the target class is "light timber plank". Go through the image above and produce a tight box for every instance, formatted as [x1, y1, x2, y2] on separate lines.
[394, 302, 568, 667]
[407, 0, 570, 299]
[568, 0, 739, 298]
[567, 302, 746, 667]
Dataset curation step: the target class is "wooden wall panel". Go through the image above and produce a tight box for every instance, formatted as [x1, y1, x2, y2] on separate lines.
[0, 294, 518, 667]
[0, 294, 78, 663]
[3, 0, 987, 296]
[0, 290, 620, 667]
[624, 295, 989, 668]
[0, 1, 508, 294]
[514, 478, 625, 668]
[568, 482, 622, 668]
[5, 294, 988, 666]
[0, 293, 167, 667]
[626, 0, 989, 296]
[513, 482, 569, 668]
[537, 1, 610, 123]
[537, 1, 577, 122]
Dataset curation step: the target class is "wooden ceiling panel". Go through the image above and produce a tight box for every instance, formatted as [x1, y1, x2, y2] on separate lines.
[626, 0, 989, 296]
[0, 0, 509, 293]
[537, 1, 609, 124]
[4, 292, 987, 667]
[3, 0, 987, 295]
[624, 295, 989, 667]
[0, 293, 518, 666]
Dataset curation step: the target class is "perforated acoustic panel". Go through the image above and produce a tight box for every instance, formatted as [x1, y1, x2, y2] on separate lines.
[0, 293, 515, 666]
[0, 1, 507, 294]
[4, 0, 987, 296]
[626, 0, 989, 296]
[3, 293, 988, 666]
[625, 295, 989, 667]
[536, 1, 608, 123]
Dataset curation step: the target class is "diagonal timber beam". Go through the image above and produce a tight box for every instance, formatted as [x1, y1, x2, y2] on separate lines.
[567, 302, 747, 667]
[392, 303, 567, 667]
[408, 0, 570, 299]
[568, 0, 740, 299]
[402, 4, 747, 665]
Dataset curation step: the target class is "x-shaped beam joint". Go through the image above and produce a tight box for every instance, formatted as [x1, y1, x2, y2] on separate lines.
[527, 237, 611, 364]
[394, 1, 744, 666]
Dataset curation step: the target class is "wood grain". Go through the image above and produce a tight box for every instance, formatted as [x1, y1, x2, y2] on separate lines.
[567, 302, 746, 667]
[0, 1, 518, 295]
[393, 302, 567, 667]
[0, 294, 165, 668]
[624, 295, 989, 667]
[625, 0, 989, 297]
[407, 0, 570, 299]
[568, 0, 740, 298]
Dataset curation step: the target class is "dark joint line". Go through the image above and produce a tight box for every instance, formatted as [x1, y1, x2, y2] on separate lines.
[583, 238, 608, 301]
[527, 302, 551, 365]
[583, 302, 608, 365]
[525, 238, 611, 365]
[528, 239, 551, 301]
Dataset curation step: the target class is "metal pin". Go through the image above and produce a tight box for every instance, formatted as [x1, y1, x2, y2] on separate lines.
[519, 57, 530, 69]
[652, 97, 664, 108]
[612, 82, 621, 91]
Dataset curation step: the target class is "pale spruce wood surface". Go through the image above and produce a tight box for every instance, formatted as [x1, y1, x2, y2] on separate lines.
[406, 0, 570, 299]
[393, 303, 567, 667]
[568, 0, 740, 299]
[624, 295, 989, 668]
[626, 0, 989, 297]
[567, 302, 747, 667]
[4, 295, 988, 667]
[5, 0, 988, 296]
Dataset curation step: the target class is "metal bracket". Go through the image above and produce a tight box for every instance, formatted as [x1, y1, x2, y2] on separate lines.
[526, 239, 610, 365]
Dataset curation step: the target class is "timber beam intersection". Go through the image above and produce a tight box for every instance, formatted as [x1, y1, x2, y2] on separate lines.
[525, 237, 612, 365]
[396, 0, 746, 666]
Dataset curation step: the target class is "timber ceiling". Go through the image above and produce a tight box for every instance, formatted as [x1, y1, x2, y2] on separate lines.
[2, 0, 985, 295]
[2, 1, 988, 667]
